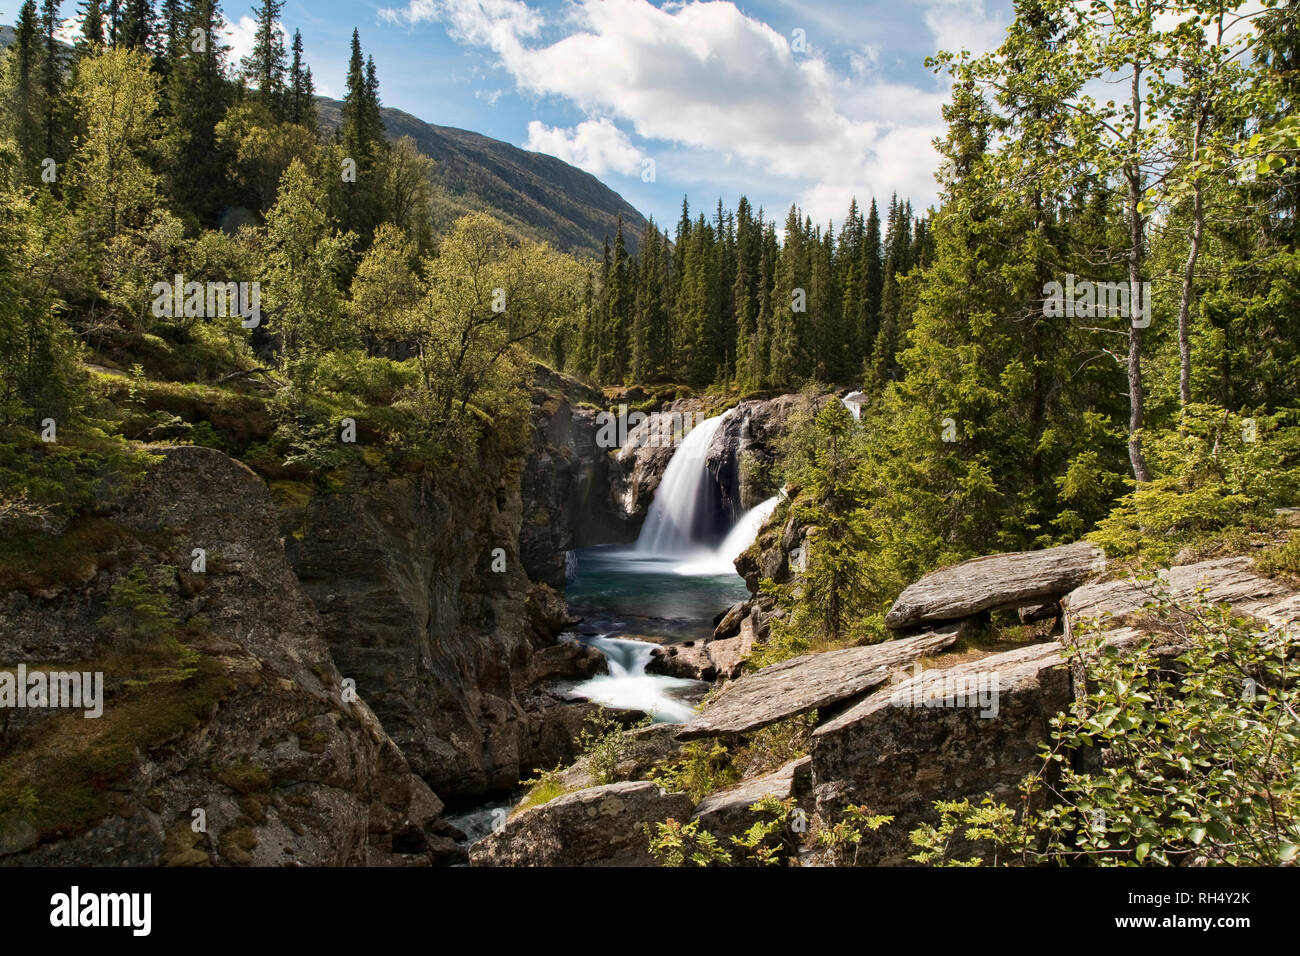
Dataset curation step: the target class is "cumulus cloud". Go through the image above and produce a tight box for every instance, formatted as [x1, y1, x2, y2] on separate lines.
[223, 15, 290, 76]
[525, 118, 646, 177]
[920, 0, 1007, 59]
[378, 0, 1007, 221]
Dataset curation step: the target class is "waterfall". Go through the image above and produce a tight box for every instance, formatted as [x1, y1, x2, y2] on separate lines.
[841, 390, 866, 420]
[567, 636, 701, 723]
[635, 411, 731, 555]
[672, 495, 782, 576]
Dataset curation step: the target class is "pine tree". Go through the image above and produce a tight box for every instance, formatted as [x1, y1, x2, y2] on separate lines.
[2, 2, 43, 181]
[288, 29, 316, 132]
[240, 0, 287, 118]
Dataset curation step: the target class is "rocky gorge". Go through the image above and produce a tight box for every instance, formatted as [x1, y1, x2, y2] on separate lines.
[6, 369, 1291, 869]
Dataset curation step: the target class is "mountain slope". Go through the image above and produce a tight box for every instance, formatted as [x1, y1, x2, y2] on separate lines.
[316, 98, 647, 258]
[0, 24, 647, 259]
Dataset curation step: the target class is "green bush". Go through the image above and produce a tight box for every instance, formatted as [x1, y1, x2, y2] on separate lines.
[1090, 405, 1300, 564]
[910, 589, 1300, 866]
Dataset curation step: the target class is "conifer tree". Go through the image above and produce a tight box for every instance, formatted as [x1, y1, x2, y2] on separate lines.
[2, 2, 43, 181]
[240, 0, 287, 118]
[288, 29, 316, 132]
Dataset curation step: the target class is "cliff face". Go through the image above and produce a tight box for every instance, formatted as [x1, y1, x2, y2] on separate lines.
[519, 367, 632, 586]
[284, 461, 594, 800]
[0, 446, 442, 866]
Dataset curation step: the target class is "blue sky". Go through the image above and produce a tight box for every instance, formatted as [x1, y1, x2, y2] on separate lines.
[4, 0, 1017, 228]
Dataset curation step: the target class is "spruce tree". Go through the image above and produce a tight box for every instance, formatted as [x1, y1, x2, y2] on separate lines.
[288, 29, 316, 132]
[3, 2, 43, 180]
[240, 0, 287, 118]
[117, 0, 154, 52]
[78, 0, 106, 53]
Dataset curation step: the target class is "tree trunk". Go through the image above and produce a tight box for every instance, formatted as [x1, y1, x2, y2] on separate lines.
[1126, 47, 1152, 484]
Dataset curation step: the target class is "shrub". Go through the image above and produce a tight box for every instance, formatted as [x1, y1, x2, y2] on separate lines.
[910, 589, 1300, 866]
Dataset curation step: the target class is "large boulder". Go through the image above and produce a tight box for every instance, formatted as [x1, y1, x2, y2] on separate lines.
[675, 628, 960, 740]
[649, 614, 758, 681]
[810, 641, 1070, 865]
[468, 781, 693, 867]
[0, 445, 441, 866]
[691, 756, 811, 844]
[885, 542, 1106, 630]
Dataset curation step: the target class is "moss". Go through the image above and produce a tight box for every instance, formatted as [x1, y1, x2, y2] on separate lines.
[159, 820, 211, 867]
[0, 651, 233, 842]
[512, 770, 571, 817]
[0, 518, 133, 595]
[218, 825, 258, 865]
[211, 761, 271, 796]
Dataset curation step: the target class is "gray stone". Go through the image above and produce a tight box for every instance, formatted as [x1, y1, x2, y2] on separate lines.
[691, 756, 810, 843]
[468, 781, 694, 867]
[885, 541, 1106, 630]
[1064, 556, 1295, 627]
[675, 628, 960, 740]
[810, 641, 1069, 865]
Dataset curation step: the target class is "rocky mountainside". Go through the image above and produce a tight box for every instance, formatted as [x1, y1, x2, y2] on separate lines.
[0, 369, 628, 865]
[315, 98, 649, 259]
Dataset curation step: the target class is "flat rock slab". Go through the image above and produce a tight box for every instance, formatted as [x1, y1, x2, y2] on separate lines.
[1065, 556, 1294, 626]
[691, 756, 811, 843]
[885, 541, 1106, 630]
[674, 629, 959, 741]
[468, 780, 693, 867]
[809, 641, 1070, 866]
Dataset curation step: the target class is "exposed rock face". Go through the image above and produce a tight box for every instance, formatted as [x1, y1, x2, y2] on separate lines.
[609, 398, 710, 524]
[706, 394, 804, 513]
[520, 366, 632, 585]
[810, 641, 1070, 865]
[285, 463, 594, 800]
[0, 446, 440, 866]
[606, 393, 806, 532]
[468, 781, 693, 867]
[675, 628, 961, 740]
[1064, 556, 1298, 627]
[885, 542, 1106, 630]
[691, 756, 810, 844]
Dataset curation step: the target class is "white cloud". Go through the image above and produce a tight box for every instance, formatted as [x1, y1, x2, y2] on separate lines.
[525, 118, 645, 176]
[921, 0, 1006, 58]
[847, 44, 881, 77]
[224, 15, 260, 68]
[223, 16, 290, 76]
[379, 0, 1000, 221]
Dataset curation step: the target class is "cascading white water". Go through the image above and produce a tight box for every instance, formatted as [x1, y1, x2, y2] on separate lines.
[567, 636, 700, 723]
[635, 412, 731, 555]
[672, 495, 782, 576]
